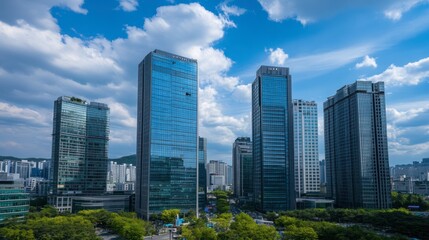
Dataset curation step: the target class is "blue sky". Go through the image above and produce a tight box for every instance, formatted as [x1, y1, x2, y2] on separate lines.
[0, 0, 429, 166]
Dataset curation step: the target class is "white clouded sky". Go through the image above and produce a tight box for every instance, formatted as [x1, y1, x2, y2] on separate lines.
[0, 0, 429, 166]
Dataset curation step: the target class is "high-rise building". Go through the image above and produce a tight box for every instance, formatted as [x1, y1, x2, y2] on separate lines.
[252, 66, 295, 212]
[324, 81, 391, 209]
[293, 100, 320, 197]
[51, 96, 109, 196]
[136, 50, 198, 220]
[0, 173, 29, 222]
[107, 161, 136, 192]
[232, 137, 253, 199]
[226, 165, 233, 186]
[320, 160, 326, 184]
[207, 160, 231, 191]
[198, 137, 207, 209]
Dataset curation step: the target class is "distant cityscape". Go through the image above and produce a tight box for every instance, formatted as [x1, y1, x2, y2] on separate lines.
[1, 49, 429, 222]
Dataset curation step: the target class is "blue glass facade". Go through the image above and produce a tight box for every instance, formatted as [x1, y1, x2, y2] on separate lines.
[198, 137, 207, 210]
[136, 50, 198, 220]
[0, 174, 29, 222]
[252, 66, 295, 212]
[51, 97, 109, 196]
[324, 81, 391, 209]
[232, 137, 253, 199]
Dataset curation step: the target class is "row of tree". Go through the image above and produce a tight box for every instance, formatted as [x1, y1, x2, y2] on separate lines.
[391, 192, 429, 210]
[274, 208, 429, 239]
[0, 207, 154, 240]
[182, 212, 279, 240]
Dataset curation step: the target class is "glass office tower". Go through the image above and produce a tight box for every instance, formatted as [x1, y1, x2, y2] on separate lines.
[232, 137, 253, 199]
[51, 96, 109, 195]
[293, 100, 320, 197]
[198, 137, 207, 210]
[252, 66, 295, 212]
[324, 81, 391, 209]
[136, 50, 198, 220]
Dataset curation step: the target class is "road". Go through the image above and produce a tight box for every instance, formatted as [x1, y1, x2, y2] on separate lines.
[144, 232, 174, 240]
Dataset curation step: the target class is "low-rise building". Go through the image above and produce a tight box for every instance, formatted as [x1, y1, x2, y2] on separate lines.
[0, 173, 29, 222]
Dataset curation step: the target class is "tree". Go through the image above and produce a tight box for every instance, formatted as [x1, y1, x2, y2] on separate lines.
[161, 209, 180, 224]
[213, 190, 230, 214]
[220, 213, 280, 240]
[212, 213, 232, 232]
[0, 228, 36, 240]
[29, 197, 48, 212]
[283, 225, 318, 240]
[182, 218, 217, 240]
[78, 209, 112, 227]
[27, 205, 59, 219]
[107, 212, 154, 239]
[26, 215, 100, 240]
[392, 192, 429, 211]
[265, 212, 278, 221]
[185, 209, 197, 223]
[275, 216, 301, 228]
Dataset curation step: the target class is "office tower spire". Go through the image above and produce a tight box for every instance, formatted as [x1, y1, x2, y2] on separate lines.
[252, 66, 295, 212]
[136, 50, 198, 220]
[324, 81, 391, 209]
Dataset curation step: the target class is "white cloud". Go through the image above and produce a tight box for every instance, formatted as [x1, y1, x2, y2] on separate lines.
[188, 47, 238, 90]
[288, 44, 374, 74]
[386, 101, 429, 161]
[219, 2, 246, 16]
[232, 84, 252, 103]
[389, 141, 429, 156]
[109, 128, 135, 144]
[0, 21, 122, 80]
[110, 3, 236, 91]
[257, 0, 428, 24]
[0, 102, 49, 126]
[0, 2, 246, 159]
[0, 0, 87, 31]
[0, 141, 19, 148]
[267, 48, 288, 65]
[355, 55, 377, 69]
[362, 57, 429, 86]
[0, 125, 52, 157]
[384, 0, 429, 20]
[199, 86, 250, 146]
[97, 98, 136, 128]
[118, 0, 139, 12]
[387, 104, 429, 124]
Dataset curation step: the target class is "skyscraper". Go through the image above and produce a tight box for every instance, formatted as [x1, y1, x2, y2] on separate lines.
[136, 50, 198, 220]
[51, 96, 109, 196]
[232, 137, 253, 199]
[324, 81, 391, 209]
[293, 100, 320, 197]
[198, 137, 207, 210]
[252, 66, 295, 212]
[320, 160, 326, 185]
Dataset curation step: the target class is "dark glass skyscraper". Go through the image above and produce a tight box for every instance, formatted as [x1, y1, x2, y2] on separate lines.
[51, 96, 109, 195]
[252, 66, 295, 212]
[136, 50, 198, 220]
[198, 137, 207, 210]
[232, 137, 253, 199]
[324, 81, 391, 209]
